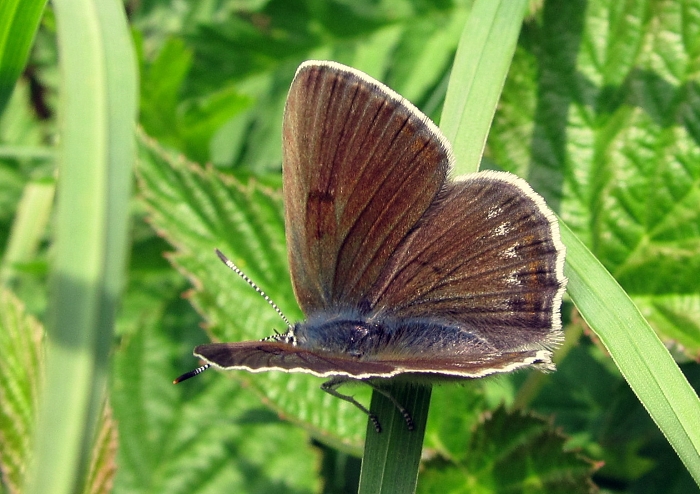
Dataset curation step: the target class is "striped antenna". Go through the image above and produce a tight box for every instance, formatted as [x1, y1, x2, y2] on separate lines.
[173, 364, 210, 384]
[215, 249, 292, 328]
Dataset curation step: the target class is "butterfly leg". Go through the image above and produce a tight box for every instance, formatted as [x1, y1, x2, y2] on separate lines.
[365, 382, 415, 431]
[321, 378, 382, 433]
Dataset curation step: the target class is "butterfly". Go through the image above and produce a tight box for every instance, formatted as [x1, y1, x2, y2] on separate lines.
[175, 61, 567, 432]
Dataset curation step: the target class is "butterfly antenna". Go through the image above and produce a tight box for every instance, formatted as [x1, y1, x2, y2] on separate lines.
[215, 249, 292, 328]
[173, 364, 210, 384]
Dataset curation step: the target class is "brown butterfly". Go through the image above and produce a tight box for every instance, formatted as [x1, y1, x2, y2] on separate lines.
[175, 61, 567, 432]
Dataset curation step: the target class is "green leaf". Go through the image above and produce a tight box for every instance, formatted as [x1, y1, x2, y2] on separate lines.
[0, 288, 119, 494]
[562, 222, 700, 485]
[0, 60, 55, 279]
[0, 0, 47, 113]
[417, 408, 598, 494]
[139, 37, 193, 145]
[488, 0, 700, 486]
[0, 180, 55, 285]
[532, 340, 700, 490]
[490, 0, 700, 358]
[139, 37, 253, 165]
[136, 133, 369, 452]
[423, 384, 490, 461]
[0, 288, 44, 494]
[25, 0, 137, 492]
[177, 86, 252, 163]
[179, 1, 474, 172]
[82, 403, 118, 494]
[111, 275, 320, 494]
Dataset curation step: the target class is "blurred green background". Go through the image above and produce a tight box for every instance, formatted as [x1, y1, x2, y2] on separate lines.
[1, 0, 699, 493]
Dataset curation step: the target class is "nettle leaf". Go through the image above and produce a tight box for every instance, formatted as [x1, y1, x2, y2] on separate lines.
[532, 341, 655, 478]
[182, 0, 461, 93]
[489, 0, 700, 359]
[83, 403, 118, 494]
[139, 37, 193, 145]
[423, 383, 489, 461]
[136, 133, 369, 452]
[111, 282, 320, 494]
[138, 37, 253, 166]
[0, 288, 44, 493]
[418, 407, 599, 494]
[0, 289, 118, 494]
[532, 339, 700, 492]
[176, 1, 469, 173]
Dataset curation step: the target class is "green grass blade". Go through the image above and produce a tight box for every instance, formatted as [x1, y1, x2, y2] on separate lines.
[441, 0, 529, 175]
[562, 220, 700, 485]
[0, 0, 47, 113]
[359, 1, 529, 492]
[359, 383, 431, 494]
[0, 180, 55, 285]
[0, 289, 44, 493]
[24, 0, 137, 492]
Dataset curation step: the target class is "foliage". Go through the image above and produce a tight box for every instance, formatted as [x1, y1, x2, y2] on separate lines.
[1, 0, 699, 493]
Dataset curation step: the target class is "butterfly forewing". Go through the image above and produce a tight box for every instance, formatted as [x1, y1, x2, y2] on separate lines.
[194, 342, 398, 378]
[194, 342, 550, 379]
[283, 62, 451, 315]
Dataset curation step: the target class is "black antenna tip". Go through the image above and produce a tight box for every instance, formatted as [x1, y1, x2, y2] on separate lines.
[173, 364, 211, 384]
[214, 248, 227, 263]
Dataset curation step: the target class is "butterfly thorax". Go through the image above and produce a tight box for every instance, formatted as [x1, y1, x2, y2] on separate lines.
[289, 312, 493, 360]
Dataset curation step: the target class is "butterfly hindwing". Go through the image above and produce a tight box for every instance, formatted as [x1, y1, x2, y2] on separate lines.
[366, 171, 566, 356]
